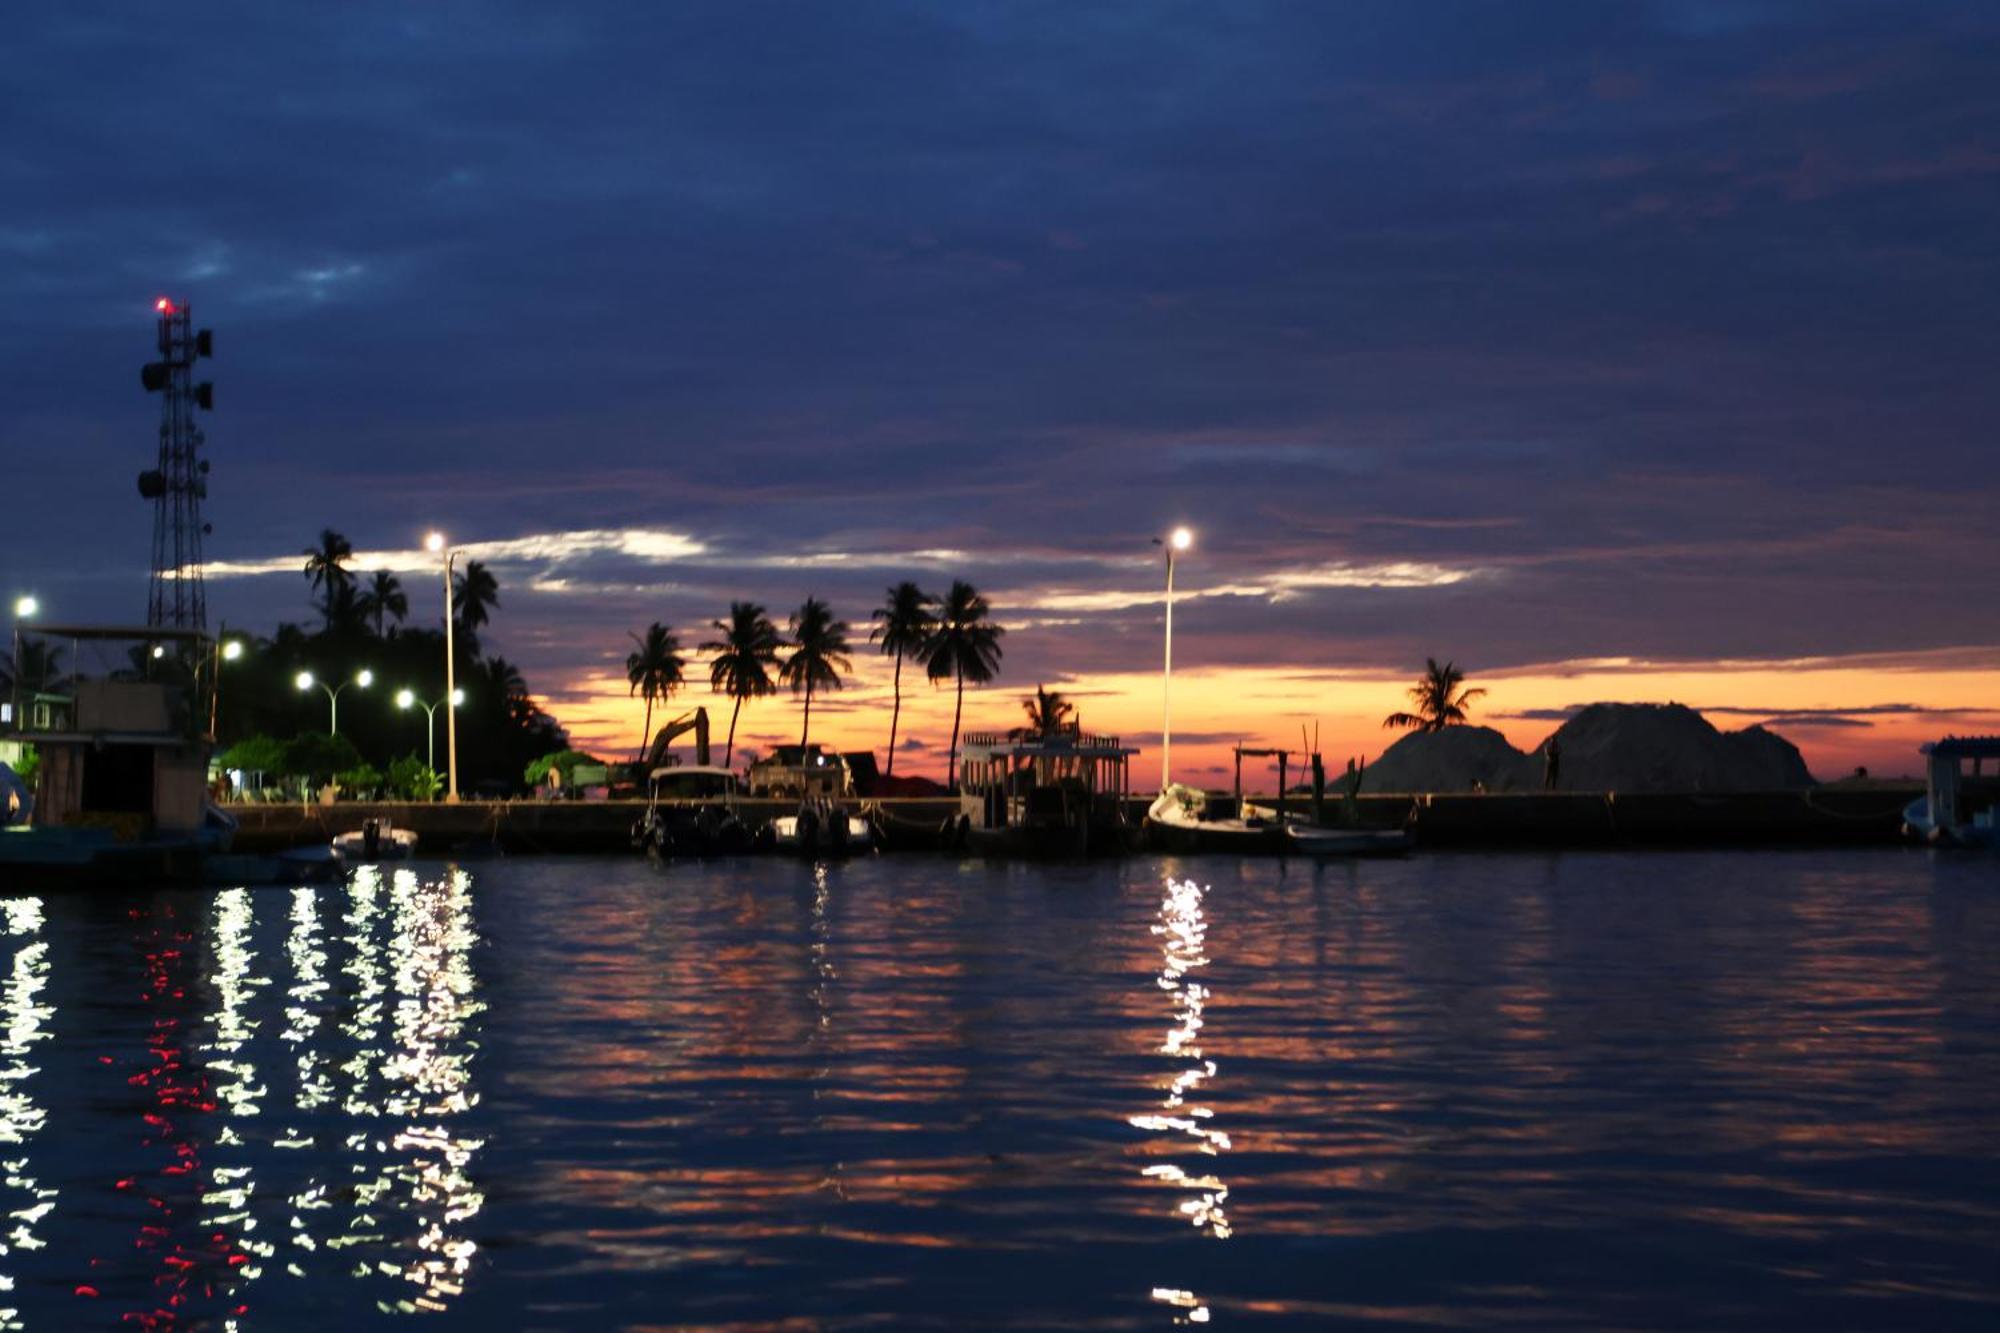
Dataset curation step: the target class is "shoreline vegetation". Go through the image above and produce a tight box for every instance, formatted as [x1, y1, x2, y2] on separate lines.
[182, 530, 1839, 805]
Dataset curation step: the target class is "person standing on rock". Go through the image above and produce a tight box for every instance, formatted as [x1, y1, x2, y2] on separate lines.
[1544, 737, 1562, 791]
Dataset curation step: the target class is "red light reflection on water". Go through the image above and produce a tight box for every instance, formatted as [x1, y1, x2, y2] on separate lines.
[103, 902, 250, 1329]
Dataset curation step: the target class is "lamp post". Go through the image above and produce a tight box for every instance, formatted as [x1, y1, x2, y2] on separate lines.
[7, 596, 36, 730]
[208, 632, 244, 738]
[1153, 527, 1193, 790]
[396, 687, 464, 775]
[296, 667, 372, 735]
[426, 532, 462, 803]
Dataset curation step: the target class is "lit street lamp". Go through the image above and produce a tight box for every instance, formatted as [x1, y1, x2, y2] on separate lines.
[297, 667, 373, 735]
[426, 531, 462, 803]
[396, 687, 464, 775]
[209, 632, 245, 738]
[7, 595, 37, 730]
[1153, 526, 1193, 790]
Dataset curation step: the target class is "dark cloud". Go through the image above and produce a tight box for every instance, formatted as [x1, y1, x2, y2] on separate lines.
[4, 1, 1998, 727]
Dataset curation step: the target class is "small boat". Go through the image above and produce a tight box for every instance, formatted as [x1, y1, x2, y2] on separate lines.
[203, 844, 346, 886]
[331, 818, 419, 862]
[767, 799, 873, 858]
[1904, 737, 2000, 848]
[1146, 785, 1290, 854]
[1246, 805, 1413, 857]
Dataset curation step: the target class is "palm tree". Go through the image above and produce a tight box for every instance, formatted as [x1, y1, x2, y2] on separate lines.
[452, 559, 500, 654]
[925, 580, 1005, 789]
[0, 640, 66, 696]
[868, 581, 936, 777]
[302, 528, 356, 626]
[779, 597, 852, 757]
[700, 602, 784, 766]
[1019, 684, 1074, 738]
[1382, 658, 1486, 732]
[358, 570, 408, 638]
[625, 622, 686, 759]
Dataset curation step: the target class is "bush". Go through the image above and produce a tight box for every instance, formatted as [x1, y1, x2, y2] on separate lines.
[12, 744, 38, 789]
[524, 749, 604, 787]
[387, 753, 443, 802]
[281, 732, 364, 783]
[334, 763, 383, 800]
[218, 734, 287, 774]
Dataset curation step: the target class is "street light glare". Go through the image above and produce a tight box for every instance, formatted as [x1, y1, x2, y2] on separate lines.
[1171, 527, 1193, 551]
[150, 644, 165, 659]
[13, 596, 37, 619]
[221, 640, 244, 661]
[450, 689, 465, 706]
[356, 669, 375, 688]
[396, 689, 415, 709]
[295, 670, 314, 691]
[425, 531, 445, 553]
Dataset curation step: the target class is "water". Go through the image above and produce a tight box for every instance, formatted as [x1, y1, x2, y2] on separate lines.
[0, 850, 1995, 1329]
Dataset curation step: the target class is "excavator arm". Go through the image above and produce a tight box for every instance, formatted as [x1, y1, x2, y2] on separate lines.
[645, 708, 711, 770]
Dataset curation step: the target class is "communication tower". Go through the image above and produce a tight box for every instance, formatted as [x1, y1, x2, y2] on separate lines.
[137, 298, 215, 629]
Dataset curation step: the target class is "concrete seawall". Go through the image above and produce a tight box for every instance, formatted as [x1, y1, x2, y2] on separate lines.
[226, 786, 1920, 854]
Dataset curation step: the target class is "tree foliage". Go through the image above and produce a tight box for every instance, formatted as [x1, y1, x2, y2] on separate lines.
[1382, 658, 1486, 732]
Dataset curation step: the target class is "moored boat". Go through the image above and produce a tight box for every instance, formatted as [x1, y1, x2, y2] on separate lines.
[957, 726, 1138, 858]
[1904, 737, 2000, 847]
[331, 818, 419, 862]
[768, 799, 873, 858]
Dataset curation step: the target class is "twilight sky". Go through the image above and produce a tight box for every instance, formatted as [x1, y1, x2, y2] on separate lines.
[5, 1, 1998, 781]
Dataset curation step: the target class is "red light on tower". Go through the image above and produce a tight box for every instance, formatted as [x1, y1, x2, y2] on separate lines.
[155, 298, 173, 313]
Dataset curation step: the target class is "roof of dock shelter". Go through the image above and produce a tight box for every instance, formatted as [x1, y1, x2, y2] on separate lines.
[1920, 737, 2000, 758]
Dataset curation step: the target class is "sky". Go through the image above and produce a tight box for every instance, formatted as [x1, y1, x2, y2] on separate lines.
[4, 1, 1998, 783]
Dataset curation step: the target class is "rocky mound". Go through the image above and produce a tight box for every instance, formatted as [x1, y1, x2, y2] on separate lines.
[1360, 704, 1815, 794]
[1360, 725, 1538, 794]
[1548, 703, 1812, 792]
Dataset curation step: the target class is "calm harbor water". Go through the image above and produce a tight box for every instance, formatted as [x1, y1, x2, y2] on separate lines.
[0, 850, 1995, 1328]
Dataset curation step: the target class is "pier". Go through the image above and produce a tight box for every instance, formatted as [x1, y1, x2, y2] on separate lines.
[225, 785, 1922, 855]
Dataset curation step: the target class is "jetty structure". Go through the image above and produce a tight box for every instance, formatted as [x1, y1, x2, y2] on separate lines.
[0, 623, 233, 881]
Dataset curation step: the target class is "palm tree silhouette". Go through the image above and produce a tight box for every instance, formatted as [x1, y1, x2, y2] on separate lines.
[452, 560, 500, 654]
[1019, 684, 1074, 738]
[0, 640, 67, 697]
[925, 580, 1005, 789]
[358, 570, 408, 638]
[625, 622, 686, 760]
[868, 581, 936, 777]
[301, 529, 355, 626]
[1382, 658, 1486, 732]
[779, 597, 852, 758]
[700, 602, 783, 767]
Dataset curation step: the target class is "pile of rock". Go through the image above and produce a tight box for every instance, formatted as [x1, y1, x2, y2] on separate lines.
[1360, 702, 1814, 794]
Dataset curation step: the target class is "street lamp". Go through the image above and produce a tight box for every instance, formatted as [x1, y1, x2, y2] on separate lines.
[396, 687, 464, 775]
[297, 667, 373, 735]
[7, 596, 36, 730]
[426, 531, 462, 803]
[1153, 527, 1193, 790]
[209, 632, 246, 738]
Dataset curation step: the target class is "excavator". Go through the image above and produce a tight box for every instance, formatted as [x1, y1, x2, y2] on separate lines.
[643, 708, 711, 772]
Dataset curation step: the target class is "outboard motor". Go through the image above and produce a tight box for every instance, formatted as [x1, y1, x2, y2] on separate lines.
[826, 808, 849, 857]
[796, 806, 820, 858]
[362, 817, 383, 860]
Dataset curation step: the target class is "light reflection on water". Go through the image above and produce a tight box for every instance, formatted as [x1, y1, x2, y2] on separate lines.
[0, 851, 1992, 1327]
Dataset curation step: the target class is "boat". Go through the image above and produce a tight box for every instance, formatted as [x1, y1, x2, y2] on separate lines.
[0, 623, 234, 886]
[632, 764, 751, 858]
[203, 844, 346, 886]
[1146, 784, 1290, 854]
[956, 726, 1139, 858]
[1903, 737, 2000, 848]
[330, 818, 419, 862]
[1245, 804, 1412, 857]
[767, 798, 873, 858]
